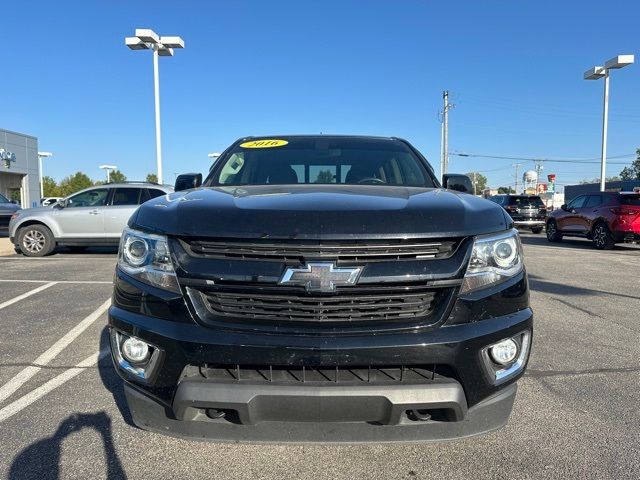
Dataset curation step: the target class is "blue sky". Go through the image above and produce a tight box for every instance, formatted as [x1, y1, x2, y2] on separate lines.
[2, 0, 639, 190]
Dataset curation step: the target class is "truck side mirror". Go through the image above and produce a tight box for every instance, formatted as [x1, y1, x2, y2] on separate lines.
[560, 204, 567, 211]
[175, 173, 202, 192]
[443, 174, 473, 194]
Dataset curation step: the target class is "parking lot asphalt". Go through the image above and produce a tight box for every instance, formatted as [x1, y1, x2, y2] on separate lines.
[0, 234, 638, 480]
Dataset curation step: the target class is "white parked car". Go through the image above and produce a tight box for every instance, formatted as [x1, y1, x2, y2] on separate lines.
[40, 197, 63, 206]
[9, 182, 173, 256]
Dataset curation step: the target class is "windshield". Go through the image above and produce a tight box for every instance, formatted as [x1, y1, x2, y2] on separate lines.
[205, 137, 437, 187]
[508, 196, 544, 207]
[0, 193, 10, 203]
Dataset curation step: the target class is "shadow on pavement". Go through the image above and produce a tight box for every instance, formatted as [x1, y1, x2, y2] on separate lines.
[52, 246, 119, 256]
[528, 273, 639, 301]
[520, 233, 639, 252]
[8, 411, 127, 480]
[98, 326, 134, 427]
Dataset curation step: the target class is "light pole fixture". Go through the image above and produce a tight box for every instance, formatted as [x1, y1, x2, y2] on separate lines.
[99, 164, 118, 183]
[208, 152, 221, 160]
[37, 152, 53, 199]
[584, 54, 634, 192]
[125, 28, 185, 185]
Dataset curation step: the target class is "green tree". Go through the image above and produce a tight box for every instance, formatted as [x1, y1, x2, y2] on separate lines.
[57, 172, 94, 197]
[620, 149, 640, 180]
[109, 170, 127, 183]
[146, 173, 158, 183]
[314, 170, 334, 183]
[465, 172, 488, 193]
[580, 176, 621, 184]
[497, 186, 516, 194]
[42, 176, 60, 197]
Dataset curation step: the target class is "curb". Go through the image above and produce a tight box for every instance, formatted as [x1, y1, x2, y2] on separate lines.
[0, 237, 15, 256]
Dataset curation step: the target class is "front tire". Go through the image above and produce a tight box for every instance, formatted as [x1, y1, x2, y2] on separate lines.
[546, 220, 562, 242]
[592, 222, 615, 250]
[18, 225, 56, 257]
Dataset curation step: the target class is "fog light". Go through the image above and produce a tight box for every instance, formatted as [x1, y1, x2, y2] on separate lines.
[489, 338, 518, 365]
[121, 336, 150, 363]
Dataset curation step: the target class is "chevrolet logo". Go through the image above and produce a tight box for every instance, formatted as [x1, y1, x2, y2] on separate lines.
[279, 262, 362, 292]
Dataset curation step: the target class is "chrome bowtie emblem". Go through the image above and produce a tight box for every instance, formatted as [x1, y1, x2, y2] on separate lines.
[279, 262, 362, 292]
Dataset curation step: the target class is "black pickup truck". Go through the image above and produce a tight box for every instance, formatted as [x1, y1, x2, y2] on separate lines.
[108, 135, 532, 442]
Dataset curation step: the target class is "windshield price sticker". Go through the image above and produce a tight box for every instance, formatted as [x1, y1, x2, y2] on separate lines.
[240, 139, 289, 148]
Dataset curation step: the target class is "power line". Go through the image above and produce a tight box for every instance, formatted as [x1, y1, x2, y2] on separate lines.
[451, 152, 634, 165]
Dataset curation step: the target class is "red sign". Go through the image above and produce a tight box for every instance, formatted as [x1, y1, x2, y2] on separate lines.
[547, 174, 556, 182]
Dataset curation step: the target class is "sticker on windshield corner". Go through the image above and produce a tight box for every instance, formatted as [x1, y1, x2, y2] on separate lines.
[240, 139, 289, 148]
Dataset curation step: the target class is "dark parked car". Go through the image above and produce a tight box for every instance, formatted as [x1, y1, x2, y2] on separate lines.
[0, 193, 21, 232]
[489, 194, 547, 233]
[546, 191, 640, 249]
[108, 135, 532, 443]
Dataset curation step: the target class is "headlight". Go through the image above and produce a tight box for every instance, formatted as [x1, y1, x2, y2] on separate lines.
[460, 229, 523, 293]
[118, 227, 180, 293]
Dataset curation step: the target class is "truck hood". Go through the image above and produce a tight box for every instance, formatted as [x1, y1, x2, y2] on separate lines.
[131, 185, 509, 239]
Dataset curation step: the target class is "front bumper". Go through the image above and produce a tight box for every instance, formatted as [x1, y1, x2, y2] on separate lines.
[109, 306, 532, 442]
[108, 261, 532, 442]
[124, 380, 517, 443]
[513, 220, 545, 227]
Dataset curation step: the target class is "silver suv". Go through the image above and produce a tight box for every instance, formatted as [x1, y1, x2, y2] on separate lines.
[9, 182, 173, 256]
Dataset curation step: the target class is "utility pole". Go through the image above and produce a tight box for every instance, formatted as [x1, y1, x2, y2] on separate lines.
[512, 163, 523, 194]
[440, 91, 455, 183]
[472, 172, 477, 195]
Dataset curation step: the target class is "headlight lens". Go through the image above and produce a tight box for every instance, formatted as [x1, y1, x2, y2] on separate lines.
[118, 227, 180, 293]
[461, 229, 523, 293]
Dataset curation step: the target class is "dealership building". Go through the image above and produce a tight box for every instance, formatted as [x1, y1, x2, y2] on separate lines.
[0, 128, 40, 208]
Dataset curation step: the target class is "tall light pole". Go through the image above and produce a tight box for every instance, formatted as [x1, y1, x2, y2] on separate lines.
[99, 164, 117, 183]
[37, 152, 53, 199]
[584, 55, 634, 192]
[125, 29, 185, 185]
[439, 91, 455, 183]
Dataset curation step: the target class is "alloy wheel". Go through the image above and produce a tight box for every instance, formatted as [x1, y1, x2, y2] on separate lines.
[546, 223, 556, 239]
[23, 230, 46, 253]
[594, 226, 607, 248]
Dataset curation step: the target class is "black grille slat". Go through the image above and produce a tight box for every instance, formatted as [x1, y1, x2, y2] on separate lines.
[193, 364, 439, 385]
[181, 238, 457, 262]
[199, 288, 439, 322]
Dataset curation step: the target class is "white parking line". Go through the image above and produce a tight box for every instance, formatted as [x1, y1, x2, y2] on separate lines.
[0, 349, 108, 423]
[0, 280, 112, 285]
[0, 282, 57, 310]
[0, 299, 111, 404]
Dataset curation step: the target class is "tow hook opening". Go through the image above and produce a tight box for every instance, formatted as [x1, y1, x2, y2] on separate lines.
[406, 408, 454, 422]
[205, 408, 226, 420]
[409, 409, 432, 421]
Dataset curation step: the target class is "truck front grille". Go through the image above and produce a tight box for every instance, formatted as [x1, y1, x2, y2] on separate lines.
[180, 237, 458, 262]
[194, 284, 443, 323]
